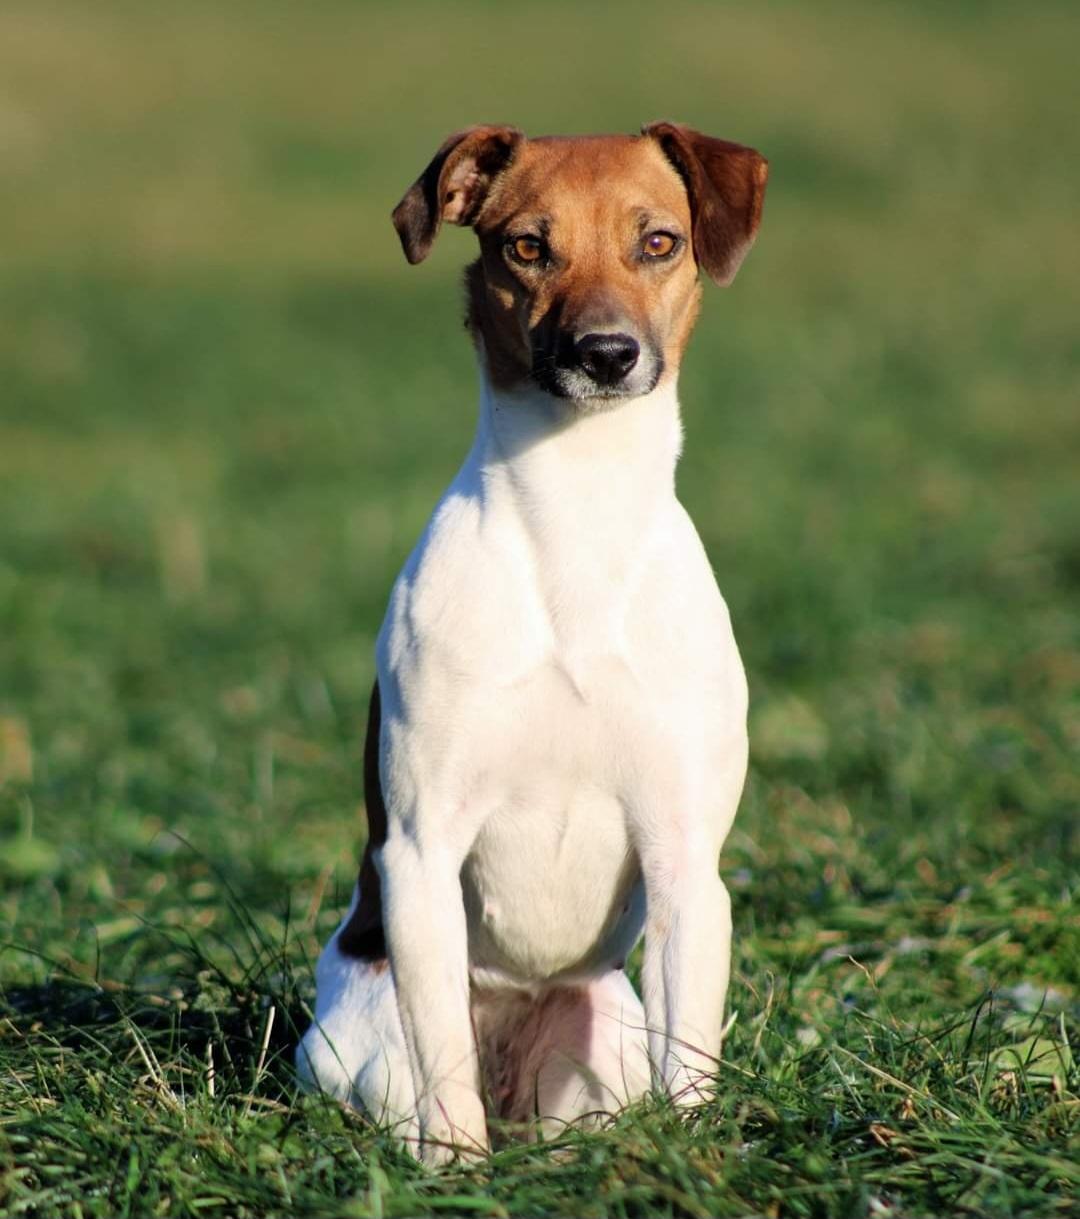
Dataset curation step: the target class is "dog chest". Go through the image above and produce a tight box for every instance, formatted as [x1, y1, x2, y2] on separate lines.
[383, 635, 736, 983]
[461, 782, 643, 982]
[374, 385, 747, 982]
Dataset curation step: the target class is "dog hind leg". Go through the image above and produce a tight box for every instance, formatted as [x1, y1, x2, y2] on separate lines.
[296, 899, 419, 1147]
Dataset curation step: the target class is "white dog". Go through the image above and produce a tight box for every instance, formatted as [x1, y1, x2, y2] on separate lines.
[297, 122, 768, 1164]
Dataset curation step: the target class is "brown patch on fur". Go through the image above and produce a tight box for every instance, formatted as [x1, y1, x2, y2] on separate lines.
[468, 134, 703, 392]
[337, 680, 388, 962]
[464, 257, 531, 388]
[395, 124, 767, 394]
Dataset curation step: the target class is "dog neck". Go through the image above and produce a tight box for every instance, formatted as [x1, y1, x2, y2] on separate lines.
[459, 367, 685, 644]
[474, 369, 683, 498]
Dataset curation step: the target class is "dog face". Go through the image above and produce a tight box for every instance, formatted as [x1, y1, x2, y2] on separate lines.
[393, 124, 768, 403]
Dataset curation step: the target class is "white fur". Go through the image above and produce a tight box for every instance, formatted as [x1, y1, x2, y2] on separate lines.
[296, 893, 419, 1143]
[298, 371, 748, 1163]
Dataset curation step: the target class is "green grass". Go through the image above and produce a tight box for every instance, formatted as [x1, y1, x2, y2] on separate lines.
[1, 1, 1078, 1215]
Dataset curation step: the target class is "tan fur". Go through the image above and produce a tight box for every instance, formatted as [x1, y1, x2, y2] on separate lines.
[393, 125, 767, 399]
[464, 136, 703, 390]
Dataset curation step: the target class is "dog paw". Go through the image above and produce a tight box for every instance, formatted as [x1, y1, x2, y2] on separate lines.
[419, 1096, 490, 1167]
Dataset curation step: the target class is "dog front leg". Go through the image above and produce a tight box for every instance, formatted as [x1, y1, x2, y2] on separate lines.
[379, 832, 488, 1164]
[640, 845, 732, 1105]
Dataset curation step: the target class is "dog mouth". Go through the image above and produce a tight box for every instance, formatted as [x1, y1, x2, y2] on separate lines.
[530, 365, 662, 402]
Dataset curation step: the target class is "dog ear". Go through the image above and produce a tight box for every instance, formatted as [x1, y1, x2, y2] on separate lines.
[392, 125, 524, 265]
[643, 121, 768, 287]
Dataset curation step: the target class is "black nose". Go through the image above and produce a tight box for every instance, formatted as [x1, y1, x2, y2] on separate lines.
[574, 332, 640, 386]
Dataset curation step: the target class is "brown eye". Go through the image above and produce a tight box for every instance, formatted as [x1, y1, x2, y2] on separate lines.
[511, 235, 544, 263]
[644, 231, 677, 258]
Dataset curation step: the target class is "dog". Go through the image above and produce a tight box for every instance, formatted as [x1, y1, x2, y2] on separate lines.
[297, 122, 768, 1164]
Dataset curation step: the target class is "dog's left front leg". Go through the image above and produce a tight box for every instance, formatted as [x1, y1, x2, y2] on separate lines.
[379, 831, 488, 1165]
[635, 750, 745, 1106]
[640, 841, 732, 1104]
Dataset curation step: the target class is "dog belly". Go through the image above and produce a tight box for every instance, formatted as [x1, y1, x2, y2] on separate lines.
[462, 788, 644, 984]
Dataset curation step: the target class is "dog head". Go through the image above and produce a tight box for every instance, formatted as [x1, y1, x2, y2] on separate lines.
[393, 123, 768, 403]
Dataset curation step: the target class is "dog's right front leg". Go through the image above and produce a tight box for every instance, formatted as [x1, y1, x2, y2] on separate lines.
[379, 831, 487, 1165]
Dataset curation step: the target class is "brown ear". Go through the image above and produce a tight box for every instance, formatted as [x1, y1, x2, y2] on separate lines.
[643, 121, 768, 287]
[391, 125, 524, 265]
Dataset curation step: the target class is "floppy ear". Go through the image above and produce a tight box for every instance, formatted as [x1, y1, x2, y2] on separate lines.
[643, 121, 768, 286]
[391, 125, 524, 265]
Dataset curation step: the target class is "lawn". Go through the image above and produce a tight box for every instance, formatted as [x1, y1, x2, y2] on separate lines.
[1, 2, 1077, 1215]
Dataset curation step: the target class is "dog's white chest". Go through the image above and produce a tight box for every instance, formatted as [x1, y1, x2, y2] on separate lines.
[375, 383, 747, 985]
[456, 648, 660, 981]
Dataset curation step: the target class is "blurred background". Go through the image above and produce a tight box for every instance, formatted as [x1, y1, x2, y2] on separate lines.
[1, 1, 1077, 989]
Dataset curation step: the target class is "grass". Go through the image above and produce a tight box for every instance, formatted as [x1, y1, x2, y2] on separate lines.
[1, 1, 1077, 1214]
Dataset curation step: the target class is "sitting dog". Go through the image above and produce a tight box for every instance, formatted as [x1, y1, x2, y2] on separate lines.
[297, 121, 768, 1164]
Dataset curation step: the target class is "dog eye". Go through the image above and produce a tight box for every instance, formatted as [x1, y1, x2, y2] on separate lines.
[643, 232, 677, 259]
[509, 235, 544, 264]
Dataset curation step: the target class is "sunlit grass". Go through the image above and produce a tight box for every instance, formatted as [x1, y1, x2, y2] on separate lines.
[1, 1, 1077, 1215]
